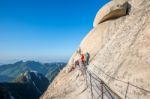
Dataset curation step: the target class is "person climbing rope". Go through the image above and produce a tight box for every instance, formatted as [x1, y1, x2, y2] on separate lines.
[68, 49, 90, 74]
[77, 47, 81, 55]
[68, 48, 82, 73]
[81, 53, 85, 65]
[75, 60, 79, 67]
[85, 52, 90, 65]
[68, 66, 75, 73]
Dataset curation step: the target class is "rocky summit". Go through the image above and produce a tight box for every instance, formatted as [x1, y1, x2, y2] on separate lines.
[41, 0, 150, 99]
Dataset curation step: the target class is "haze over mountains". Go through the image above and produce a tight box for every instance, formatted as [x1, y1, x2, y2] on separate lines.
[0, 71, 49, 99]
[0, 61, 66, 82]
[0, 61, 66, 99]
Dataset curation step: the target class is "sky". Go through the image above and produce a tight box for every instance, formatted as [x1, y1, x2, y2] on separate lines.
[0, 0, 109, 64]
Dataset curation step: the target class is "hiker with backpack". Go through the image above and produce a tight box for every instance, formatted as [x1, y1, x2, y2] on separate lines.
[68, 47, 90, 74]
[68, 48, 81, 73]
[85, 52, 90, 65]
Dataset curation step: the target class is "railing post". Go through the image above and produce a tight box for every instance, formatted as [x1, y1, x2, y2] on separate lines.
[125, 82, 129, 99]
[90, 73, 93, 99]
[101, 81, 104, 99]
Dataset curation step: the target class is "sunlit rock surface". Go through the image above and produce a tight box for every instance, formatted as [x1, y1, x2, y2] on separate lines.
[41, 0, 150, 99]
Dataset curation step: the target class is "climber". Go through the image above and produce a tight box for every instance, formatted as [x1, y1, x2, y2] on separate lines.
[68, 66, 75, 73]
[68, 48, 82, 73]
[85, 52, 90, 65]
[69, 59, 80, 73]
[75, 60, 80, 67]
[77, 47, 81, 55]
[81, 54, 85, 65]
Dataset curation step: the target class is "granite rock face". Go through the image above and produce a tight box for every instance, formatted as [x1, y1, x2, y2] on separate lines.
[41, 0, 150, 99]
[93, 0, 128, 27]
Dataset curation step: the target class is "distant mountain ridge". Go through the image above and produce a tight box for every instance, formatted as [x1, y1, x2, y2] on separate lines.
[0, 61, 66, 82]
[0, 71, 49, 99]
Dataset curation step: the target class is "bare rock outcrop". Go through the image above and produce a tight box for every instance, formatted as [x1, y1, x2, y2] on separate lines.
[93, 0, 128, 27]
[41, 0, 150, 99]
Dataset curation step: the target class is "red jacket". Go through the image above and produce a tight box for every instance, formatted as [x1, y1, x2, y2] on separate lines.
[81, 54, 84, 62]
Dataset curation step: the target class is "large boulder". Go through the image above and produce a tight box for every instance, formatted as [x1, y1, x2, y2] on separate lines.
[93, 1, 128, 27]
